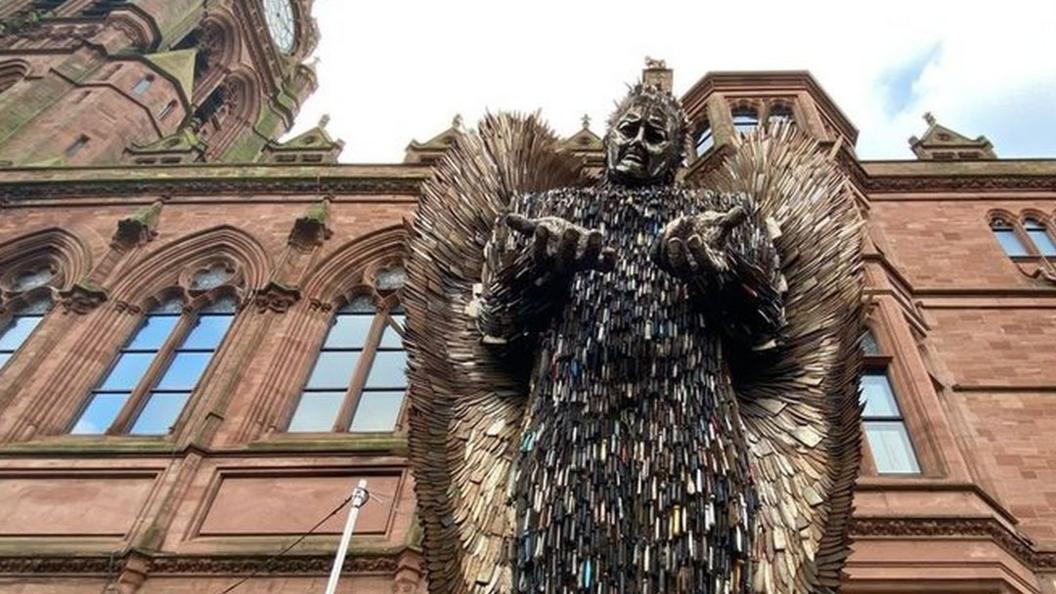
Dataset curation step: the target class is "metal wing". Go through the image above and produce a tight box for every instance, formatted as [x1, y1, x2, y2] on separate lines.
[404, 113, 586, 594]
[703, 124, 866, 593]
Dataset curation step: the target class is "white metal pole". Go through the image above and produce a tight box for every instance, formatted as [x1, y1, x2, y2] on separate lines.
[324, 479, 369, 594]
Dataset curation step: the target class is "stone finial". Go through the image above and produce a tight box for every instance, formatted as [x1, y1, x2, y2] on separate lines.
[581, 114, 591, 130]
[319, 114, 331, 129]
[923, 112, 936, 126]
[452, 114, 464, 130]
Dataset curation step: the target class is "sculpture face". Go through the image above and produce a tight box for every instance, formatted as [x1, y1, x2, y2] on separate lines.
[606, 102, 681, 184]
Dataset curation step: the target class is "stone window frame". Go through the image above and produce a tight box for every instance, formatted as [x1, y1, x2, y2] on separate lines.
[0, 259, 63, 373]
[860, 326, 923, 476]
[988, 209, 1056, 283]
[67, 258, 246, 437]
[282, 259, 408, 435]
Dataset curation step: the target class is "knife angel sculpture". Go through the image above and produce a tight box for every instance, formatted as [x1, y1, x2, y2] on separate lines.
[404, 83, 864, 594]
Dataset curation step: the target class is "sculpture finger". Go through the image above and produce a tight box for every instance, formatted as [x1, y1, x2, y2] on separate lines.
[597, 248, 617, 272]
[579, 230, 604, 270]
[506, 213, 537, 235]
[556, 227, 579, 273]
[687, 235, 713, 273]
[667, 237, 688, 274]
[533, 226, 552, 265]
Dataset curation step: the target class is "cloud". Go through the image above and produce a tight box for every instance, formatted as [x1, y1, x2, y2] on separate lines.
[288, 0, 1056, 162]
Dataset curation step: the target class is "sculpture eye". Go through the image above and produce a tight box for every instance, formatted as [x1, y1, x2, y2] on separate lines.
[645, 127, 667, 144]
[619, 121, 639, 138]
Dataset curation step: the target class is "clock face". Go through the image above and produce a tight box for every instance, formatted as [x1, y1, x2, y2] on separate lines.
[262, 0, 296, 54]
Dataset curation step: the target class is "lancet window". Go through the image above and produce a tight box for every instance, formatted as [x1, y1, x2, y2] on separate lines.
[731, 107, 759, 135]
[860, 329, 921, 474]
[287, 266, 408, 433]
[71, 265, 240, 436]
[0, 263, 58, 371]
[990, 213, 1056, 258]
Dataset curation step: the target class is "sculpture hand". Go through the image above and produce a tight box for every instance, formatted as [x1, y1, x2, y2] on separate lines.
[506, 214, 617, 275]
[653, 206, 747, 278]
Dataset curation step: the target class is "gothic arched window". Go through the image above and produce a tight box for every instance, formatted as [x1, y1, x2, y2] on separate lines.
[767, 103, 795, 127]
[990, 216, 1029, 257]
[860, 329, 921, 474]
[71, 267, 240, 436]
[0, 263, 58, 371]
[1023, 218, 1056, 257]
[731, 107, 759, 135]
[287, 295, 408, 433]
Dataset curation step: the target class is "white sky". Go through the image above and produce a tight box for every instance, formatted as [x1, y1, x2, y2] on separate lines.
[288, 0, 1056, 163]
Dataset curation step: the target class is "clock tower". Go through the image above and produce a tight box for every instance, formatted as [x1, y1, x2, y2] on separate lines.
[0, 0, 319, 166]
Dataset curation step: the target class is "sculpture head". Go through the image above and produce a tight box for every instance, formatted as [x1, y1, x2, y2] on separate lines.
[605, 84, 688, 186]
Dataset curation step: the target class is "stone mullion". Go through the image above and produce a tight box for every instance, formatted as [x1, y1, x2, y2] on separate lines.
[230, 301, 331, 443]
[2, 304, 140, 442]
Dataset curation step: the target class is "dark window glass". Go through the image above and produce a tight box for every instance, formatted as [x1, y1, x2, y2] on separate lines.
[1024, 219, 1056, 256]
[695, 123, 714, 155]
[732, 108, 759, 135]
[0, 296, 51, 370]
[767, 104, 794, 126]
[991, 222, 1028, 256]
[860, 370, 920, 474]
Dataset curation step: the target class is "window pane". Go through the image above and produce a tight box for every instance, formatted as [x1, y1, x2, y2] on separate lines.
[288, 391, 346, 432]
[99, 353, 155, 390]
[364, 351, 407, 389]
[130, 392, 191, 435]
[156, 352, 212, 390]
[994, 229, 1028, 256]
[325, 314, 374, 349]
[306, 351, 359, 389]
[861, 372, 901, 418]
[182, 315, 234, 349]
[350, 391, 405, 432]
[1027, 230, 1056, 256]
[71, 392, 130, 434]
[0, 315, 44, 351]
[865, 421, 920, 474]
[378, 321, 404, 349]
[126, 315, 179, 350]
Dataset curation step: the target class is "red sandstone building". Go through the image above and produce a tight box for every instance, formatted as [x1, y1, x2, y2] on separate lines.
[0, 1, 1055, 593]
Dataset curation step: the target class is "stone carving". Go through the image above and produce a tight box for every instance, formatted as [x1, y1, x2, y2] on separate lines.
[405, 82, 864, 593]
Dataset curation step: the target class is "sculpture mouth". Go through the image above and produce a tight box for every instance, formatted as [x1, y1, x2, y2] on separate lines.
[620, 147, 646, 168]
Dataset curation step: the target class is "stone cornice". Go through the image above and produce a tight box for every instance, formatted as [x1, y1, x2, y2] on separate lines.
[0, 552, 401, 575]
[852, 516, 1056, 570]
[0, 164, 428, 201]
[861, 159, 1056, 193]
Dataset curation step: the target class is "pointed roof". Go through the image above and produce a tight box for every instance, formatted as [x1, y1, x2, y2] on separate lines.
[260, 114, 345, 163]
[559, 114, 604, 167]
[143, 49, 197, 102]
[909, 112, 996, 160]
[404, 115, 464, 164]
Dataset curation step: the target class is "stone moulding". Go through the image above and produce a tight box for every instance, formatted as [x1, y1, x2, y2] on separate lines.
[0, 553, 400, 575]
[864, 174, 1056, 193]
[851, 516, 1056, 571]
[2, 518, 1049, 575]
[0, 173, 426, 202]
